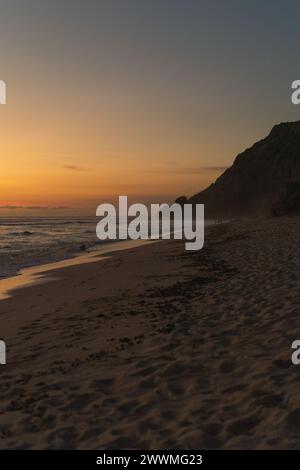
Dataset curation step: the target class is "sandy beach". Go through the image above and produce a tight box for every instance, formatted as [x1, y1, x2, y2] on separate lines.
[0, 217, 299, 449]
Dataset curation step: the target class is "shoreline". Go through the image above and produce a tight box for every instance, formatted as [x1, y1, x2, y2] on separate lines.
[0, 219, 217, 301]
[0, 218, 216, 282]
[0, 239, 158, 301]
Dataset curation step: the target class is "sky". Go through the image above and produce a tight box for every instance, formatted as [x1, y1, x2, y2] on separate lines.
[1, 0, 300, 214]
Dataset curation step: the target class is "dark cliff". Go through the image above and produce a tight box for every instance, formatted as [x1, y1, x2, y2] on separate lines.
[186, 121, 300, 217]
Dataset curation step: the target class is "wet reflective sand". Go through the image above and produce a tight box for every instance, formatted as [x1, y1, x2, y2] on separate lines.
[0, 239, 156, 300]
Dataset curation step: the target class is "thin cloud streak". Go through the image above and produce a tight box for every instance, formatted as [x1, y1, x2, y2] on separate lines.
[146, 166, 228, 175]
[62, 165, 89, 172]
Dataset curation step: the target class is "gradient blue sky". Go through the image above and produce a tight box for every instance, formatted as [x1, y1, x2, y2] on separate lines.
[1, 0, 300, 212]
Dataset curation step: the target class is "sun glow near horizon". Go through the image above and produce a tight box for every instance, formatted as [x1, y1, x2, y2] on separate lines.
[1, 84, 230, 214]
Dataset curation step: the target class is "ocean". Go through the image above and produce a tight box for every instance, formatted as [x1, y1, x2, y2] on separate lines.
[0, 216, 102, 279]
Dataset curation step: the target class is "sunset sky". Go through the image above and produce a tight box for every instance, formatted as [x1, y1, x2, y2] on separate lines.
[1, 0, 300, 214]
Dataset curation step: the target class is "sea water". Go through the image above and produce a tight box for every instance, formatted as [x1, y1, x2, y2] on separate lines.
[0, 216, 103, 279]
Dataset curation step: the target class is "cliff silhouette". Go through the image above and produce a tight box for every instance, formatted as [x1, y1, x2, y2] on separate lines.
[180, 121, 300, 217]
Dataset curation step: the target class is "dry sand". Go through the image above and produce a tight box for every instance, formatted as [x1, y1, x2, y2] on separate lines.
[0, 217, 299, 449]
